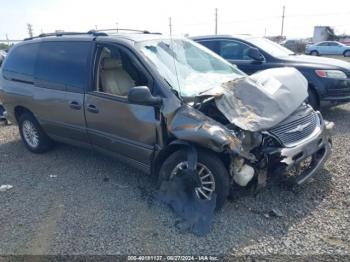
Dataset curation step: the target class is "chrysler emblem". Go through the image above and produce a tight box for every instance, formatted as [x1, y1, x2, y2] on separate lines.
[286, 123, 310, 133]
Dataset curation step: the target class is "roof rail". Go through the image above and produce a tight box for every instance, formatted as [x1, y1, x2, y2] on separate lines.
[23, 28, 161, 41]
[24, 31, 108, 41]
[88, 28, 161, 35]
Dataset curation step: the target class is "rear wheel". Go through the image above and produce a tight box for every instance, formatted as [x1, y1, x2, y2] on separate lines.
[310, 50, 319, 56]
[18, 112, 53, 153]
[158, 149, 230, 210]
[344, 50, 350, 57]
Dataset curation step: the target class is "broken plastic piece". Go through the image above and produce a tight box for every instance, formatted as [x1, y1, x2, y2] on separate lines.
[269, 208, 284, 218]
[232, 158, 255, 187]
[0, 185, 13, 192]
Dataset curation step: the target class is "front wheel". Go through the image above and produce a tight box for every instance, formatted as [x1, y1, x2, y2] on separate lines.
[307, 88, 319, 110]
[158, 149, 230, 210]
[310, 50, 319, 56]
[18, 112, 53, 153]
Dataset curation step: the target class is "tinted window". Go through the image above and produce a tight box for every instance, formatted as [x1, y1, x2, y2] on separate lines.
[3, 43, 38, 82]
[219, 40, 252, 60]
[317, 42, 328, 46]
[198, 40, 219, 53]
[36, 41, 91, 92]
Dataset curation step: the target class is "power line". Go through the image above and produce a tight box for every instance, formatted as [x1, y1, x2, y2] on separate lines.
[169, 17, 172, 35]
[27, 23, 33, 38]
[281, 5, 286, 37]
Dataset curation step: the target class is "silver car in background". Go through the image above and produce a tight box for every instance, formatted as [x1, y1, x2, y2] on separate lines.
[306, 41, 350, 57]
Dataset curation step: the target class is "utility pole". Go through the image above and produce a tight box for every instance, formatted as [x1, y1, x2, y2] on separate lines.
[27, 23, 34, 38]
[281, 5, 285, 37]
[116, 22, 119, 32]
[6, 34, 9, 46]
[169, 17, 172, 35]
[215, 8, 218, 35]
[95, 25, 98, 30]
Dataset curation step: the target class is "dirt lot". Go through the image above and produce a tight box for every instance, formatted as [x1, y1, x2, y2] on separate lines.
[0, 103, 350, 257]
[324, 55, 350, 62]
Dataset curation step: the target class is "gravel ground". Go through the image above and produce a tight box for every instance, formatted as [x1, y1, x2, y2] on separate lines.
[0, 104, 349, 257]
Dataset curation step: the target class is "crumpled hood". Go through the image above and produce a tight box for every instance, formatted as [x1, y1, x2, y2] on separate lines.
[201, 67, 309, 132]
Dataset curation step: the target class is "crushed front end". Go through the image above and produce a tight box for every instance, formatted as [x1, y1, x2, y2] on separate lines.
[239, 104, 333, 186]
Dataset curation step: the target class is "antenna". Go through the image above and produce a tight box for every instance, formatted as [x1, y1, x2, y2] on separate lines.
[215, 8, 218, 35]
[168, 17, 182, 97]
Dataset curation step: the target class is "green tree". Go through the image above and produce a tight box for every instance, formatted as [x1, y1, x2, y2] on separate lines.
[0, 43, 10, 50]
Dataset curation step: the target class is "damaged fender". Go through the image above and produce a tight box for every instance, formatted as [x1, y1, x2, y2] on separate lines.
[167, 105, 242, 154]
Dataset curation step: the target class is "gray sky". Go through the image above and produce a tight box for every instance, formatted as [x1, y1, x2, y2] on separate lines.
[1, 0, 350, 40]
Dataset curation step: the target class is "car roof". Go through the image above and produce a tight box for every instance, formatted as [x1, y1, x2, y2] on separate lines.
[191, 34, 254, 41]
[17, 32, 177, 48]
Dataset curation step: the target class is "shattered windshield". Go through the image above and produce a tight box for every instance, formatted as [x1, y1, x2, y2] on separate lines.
[136, 38, 244, 97]
[248, 37, 295, 57]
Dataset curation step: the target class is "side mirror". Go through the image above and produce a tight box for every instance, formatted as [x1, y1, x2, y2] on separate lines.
[128, 86, 162, 106]
[247, 48, 264, 62]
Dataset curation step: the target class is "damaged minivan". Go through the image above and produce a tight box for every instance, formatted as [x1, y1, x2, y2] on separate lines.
[0, 31, 333, 209]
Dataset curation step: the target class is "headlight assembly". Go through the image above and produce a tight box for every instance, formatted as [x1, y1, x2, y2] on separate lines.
[315, 70, 347, 79]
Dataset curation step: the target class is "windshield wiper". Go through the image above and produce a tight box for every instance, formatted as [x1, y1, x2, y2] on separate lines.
[163, 78, 182, 100]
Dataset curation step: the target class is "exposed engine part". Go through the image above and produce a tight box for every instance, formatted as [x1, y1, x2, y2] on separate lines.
[230, 157, 255, 187]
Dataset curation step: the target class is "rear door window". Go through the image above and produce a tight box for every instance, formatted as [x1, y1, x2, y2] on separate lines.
[35, 41, 91, 93]
[3, 43, 38, 83]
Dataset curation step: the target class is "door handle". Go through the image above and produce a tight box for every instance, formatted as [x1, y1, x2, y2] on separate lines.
[87, 104, 99, 113]
[69, 101, 81, 110]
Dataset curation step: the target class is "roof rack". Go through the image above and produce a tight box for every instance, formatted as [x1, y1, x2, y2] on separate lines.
[24, 28, 161, 41]
[88, 28, 162, 35]
[24, 31, 108, 41]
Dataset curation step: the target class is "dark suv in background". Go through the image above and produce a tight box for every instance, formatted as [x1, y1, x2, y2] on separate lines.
[192, 35, 350, 109]
[0, 31, 332, 209]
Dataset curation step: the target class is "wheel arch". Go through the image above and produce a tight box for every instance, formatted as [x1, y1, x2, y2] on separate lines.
[343, 49, 350, 56]
[151, 140, 231, 177]
[14, 106, 33, 123]
[308, 83, 320, 108]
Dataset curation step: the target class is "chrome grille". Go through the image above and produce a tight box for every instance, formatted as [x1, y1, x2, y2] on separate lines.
[268, 111, 319, 146]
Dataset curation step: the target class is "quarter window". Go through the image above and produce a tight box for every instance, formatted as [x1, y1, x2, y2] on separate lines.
[3, 43, 38, 82]
[36, 41, 91, 92]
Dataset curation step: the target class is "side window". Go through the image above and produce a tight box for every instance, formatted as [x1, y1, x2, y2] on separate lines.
[218, 40, 253, 60]
[96, 45, 148, 97]
[3, 43, 38, 82]
[36, 41, 91, 92]
[328, 42, 339, 46]
[198, 40, 219, 54]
